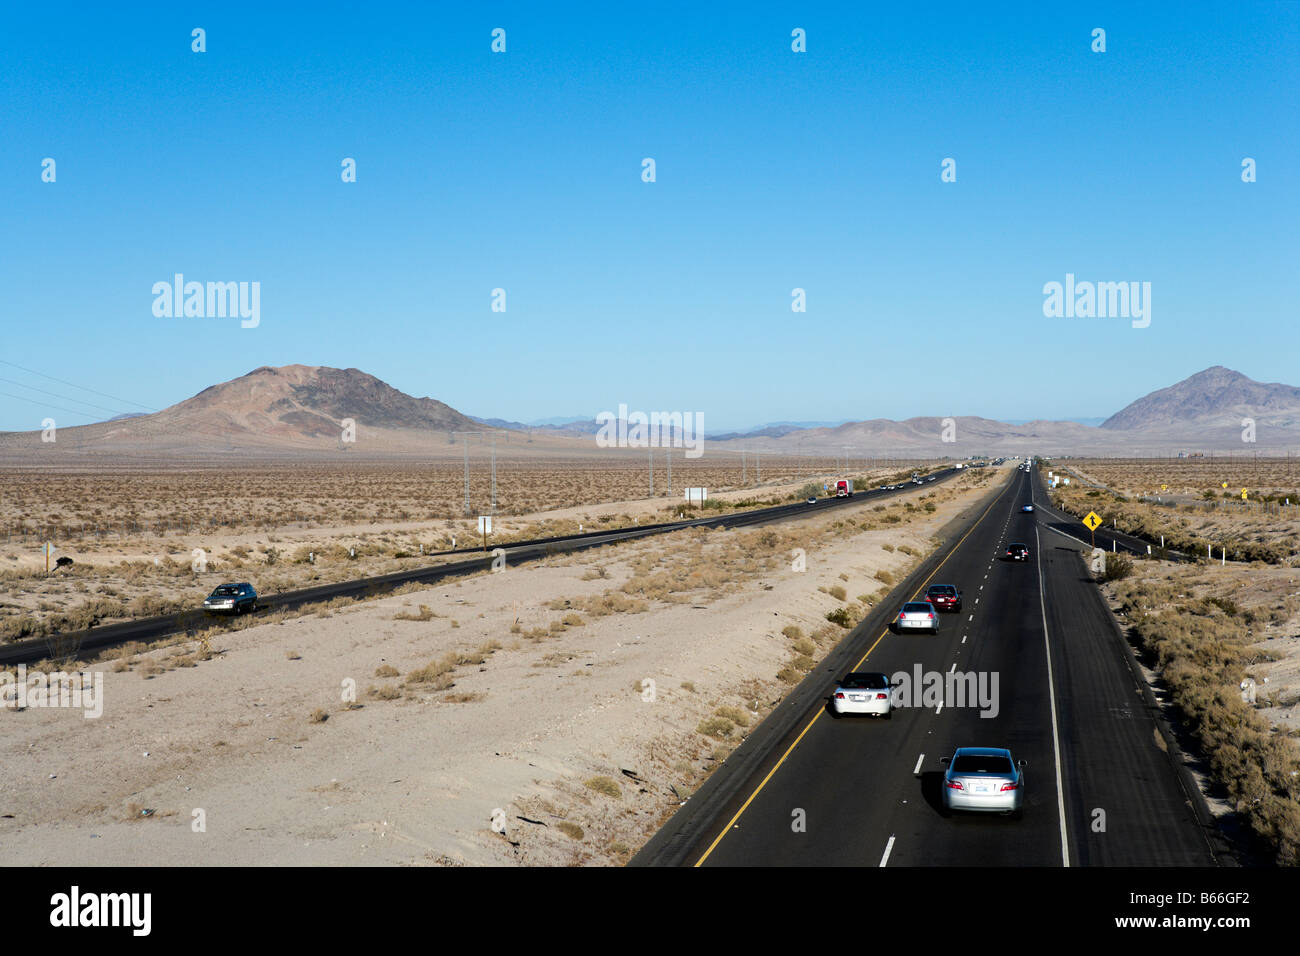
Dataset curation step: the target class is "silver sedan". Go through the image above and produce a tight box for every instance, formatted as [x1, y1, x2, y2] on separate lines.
[895, 601, 939, 634]
[941, 747, 1025, 817]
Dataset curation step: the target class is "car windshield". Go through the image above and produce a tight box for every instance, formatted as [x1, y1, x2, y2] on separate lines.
[212, 586, 240, 596]
[902, 602, 932, 613]
[928, 586, 956, 596]
[841, 673, 889, 689]
[952, 754, 1013, 774]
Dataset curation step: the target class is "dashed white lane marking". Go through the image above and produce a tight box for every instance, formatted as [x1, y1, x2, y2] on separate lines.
[968, 614, 973, 621]
[879, 835, 896, 867]
[936, 700, 944, 715]
[949, 662, 956, 672]
[913, 754, 925, 775]
[961, 635, 967, 644]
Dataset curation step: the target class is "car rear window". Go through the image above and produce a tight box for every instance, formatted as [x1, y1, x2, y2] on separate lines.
[952, 754, 1013, 774]
[902, 602, 932, 612]
[841, 673, 888, 689]
[928, 586, 956, 596]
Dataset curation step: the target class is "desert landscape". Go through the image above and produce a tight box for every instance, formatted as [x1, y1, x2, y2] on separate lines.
[0, 460, 1000, 865]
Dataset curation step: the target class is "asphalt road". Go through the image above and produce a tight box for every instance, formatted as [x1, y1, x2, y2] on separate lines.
[1, 467, 963, 667]
[633, 467, 1223, 867]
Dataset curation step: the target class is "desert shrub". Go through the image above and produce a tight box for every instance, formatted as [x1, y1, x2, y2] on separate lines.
[714, 705, 750, 728]
[697, 716, 735, 738]
[1102, 552, 1134, 581]
[825, 607, 852, 628]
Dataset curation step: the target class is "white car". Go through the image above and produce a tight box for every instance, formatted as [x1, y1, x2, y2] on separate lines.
[941, 747, 1025, 817]
[895, 601, 939, 634]
[830, 672, 894, 718]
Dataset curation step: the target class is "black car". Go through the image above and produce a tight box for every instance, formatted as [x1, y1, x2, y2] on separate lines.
[1003, 543, 1030, 561]
[203, 582, 258, 614]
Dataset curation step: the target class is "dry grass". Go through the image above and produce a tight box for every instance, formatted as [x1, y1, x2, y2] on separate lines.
[583, 776, 623, 799]
[1110, 574, 1300, 864]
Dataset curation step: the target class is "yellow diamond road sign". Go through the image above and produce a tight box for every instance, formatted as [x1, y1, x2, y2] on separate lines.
[1083, 511, 1102, 531]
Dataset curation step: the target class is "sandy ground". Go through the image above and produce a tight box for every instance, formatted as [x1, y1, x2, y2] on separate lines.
[0, 470, 1001, 866]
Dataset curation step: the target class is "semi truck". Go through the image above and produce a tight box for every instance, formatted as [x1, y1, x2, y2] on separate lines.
[835, 479, 853, 498]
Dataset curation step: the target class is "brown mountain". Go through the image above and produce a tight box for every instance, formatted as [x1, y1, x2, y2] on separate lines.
[174, 365, 482, 436]
[1101, 366, 1300, 431]
[0, 365, 497, 460]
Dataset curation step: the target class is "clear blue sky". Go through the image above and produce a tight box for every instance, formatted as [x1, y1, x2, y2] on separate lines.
[2, 1, 1297, 432]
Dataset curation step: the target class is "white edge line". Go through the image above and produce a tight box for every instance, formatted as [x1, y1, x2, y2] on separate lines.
[1035, 522, 1071, 868]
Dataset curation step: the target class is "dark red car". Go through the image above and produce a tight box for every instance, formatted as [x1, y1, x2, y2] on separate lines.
[925, 584, 962, 612]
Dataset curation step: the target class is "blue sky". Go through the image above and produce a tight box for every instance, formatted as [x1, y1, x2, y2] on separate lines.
[2, 2, 1297, 432]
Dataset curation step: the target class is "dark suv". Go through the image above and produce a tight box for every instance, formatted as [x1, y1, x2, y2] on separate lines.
[1004, 543, 1030, 562]
[203, 582, 258, 614]
[925, 584, 962, 612]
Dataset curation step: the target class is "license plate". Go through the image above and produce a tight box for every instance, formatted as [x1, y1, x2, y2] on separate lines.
[851, 695, 866, 702]
[972, 784, 991, 793]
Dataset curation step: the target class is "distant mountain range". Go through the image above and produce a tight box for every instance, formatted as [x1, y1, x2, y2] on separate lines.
[4, 364, 1298, 459]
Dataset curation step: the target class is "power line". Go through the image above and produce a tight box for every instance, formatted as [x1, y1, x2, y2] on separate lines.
[0, 359, 158, 412]
[0, 390, 105, 422]
[0, 376, 130, 418]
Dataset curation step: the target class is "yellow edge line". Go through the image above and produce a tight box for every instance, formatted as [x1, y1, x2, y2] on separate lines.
[692, 471, 1016, 867]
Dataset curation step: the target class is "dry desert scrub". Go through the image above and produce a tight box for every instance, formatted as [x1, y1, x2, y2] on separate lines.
[1051, 459, 1300, 564]
[1111, 577, 1300, 864]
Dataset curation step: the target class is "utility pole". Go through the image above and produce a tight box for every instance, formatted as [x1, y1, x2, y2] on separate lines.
[649, 441, 654, 496]
[452, 430, 498, 517]
[666, 444, 672, 494]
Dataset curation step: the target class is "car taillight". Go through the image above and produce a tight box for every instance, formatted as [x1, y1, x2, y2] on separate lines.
[946, 779, 964, 790]
[835, 692, 845, 699]
[875, 693, 888, 700]
[1000, 781, 1020, 791]
[928, 613, 935, 620]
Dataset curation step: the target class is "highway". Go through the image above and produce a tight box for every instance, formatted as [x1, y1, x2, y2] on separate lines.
[0, 466, 963, 667]
[633, 466, 1226, 867]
